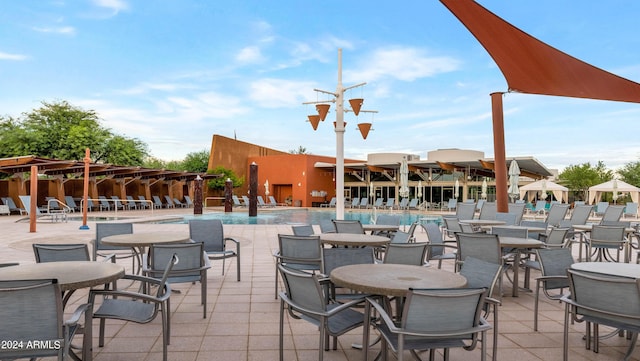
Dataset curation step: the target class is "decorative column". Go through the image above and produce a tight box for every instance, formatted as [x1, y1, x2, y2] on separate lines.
[193, 175, 203, 215]
[249, 162, 258, 217]
[224, 178, 233, 213]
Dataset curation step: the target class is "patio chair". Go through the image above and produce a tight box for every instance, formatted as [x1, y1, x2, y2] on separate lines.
[291, 224, 315, 236]
[257, 195, 267, 207]
[558, 205, 593, 228]
[152, 195, 164, 209]
[495, 212, 517, 226]
[33, 243, 91, 263]
[382, 243, 428, 266]
[232, 195, 244, 207]
[173, 197, 187, 208]
[64, 195, 80, 212]
[373, 197, 384, 208]
[529, 248, 574, 331]
[407, 198, 419, 209]
[125, 195, 138, 210]
[0, 279, 92, 361]
[599, 205, 624, 223]
[184, 195, 194, 208]
[585, 225, 627, 262]
[363, 287, 491, 361]
[593, 201, 609, 217]
[398, 198, 409, 210]
[163, 195, 175, 208]
[321, 246, 375, 302]
[476, 199, 486, 213]
[98, 196, 112, 211]
[268, 196, 280, 207]
[359, 197, 369, 209]
[137, 195, 151, 209]
[374, 214, 401, 237]
[443, 198, 457, 212]
[109, 196, 125, 210]
[456, 201, 476, 220]
[562, 269, 640, 360]
[319, 219, 336, 233]
[532, 200, 548, 215]
[320, 196, 337, 208]
[479, 201, 497, 220]
[624, 202, 638, 219]
[455, 232, 504, 285]
[189, 219, 241, 281]
[1, 196, 26, 215]
[385, 198, 395, 209]
[242, 195, 251, 207]
[90, 254, 177, 361]
[19, 195, 46, 218]
[93, 222, 136, 269]
[144, 242, 211, 318]
[273, 234, 322, 299]
[332, 219, 365, 234]
[277, 264, 366, 361]
[349, 197, 360, 208]
[459, 256, 503, 361]
[442, 216, 463, 240]
[508, 202, 526, 225]
[423, 222, 458, 269]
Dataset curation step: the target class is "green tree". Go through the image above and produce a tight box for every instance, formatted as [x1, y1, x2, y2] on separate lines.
[558, 161, 613, 200]
[142, 156, 166, 169]
[206, 166, 243, 190]
[0, 100, 148, 165]
[618, 161, 640, 187]
[289, 146, 310, 154]
[181, 150, 210, 173]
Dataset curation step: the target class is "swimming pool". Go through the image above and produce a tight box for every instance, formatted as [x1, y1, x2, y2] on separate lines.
[147, 209, 442, 226]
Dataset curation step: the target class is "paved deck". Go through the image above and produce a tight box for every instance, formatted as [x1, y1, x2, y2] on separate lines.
[1, 207, 638, 360]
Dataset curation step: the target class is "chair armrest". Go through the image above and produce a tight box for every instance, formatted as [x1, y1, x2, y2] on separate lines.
[224, 237, 240, 247]
[101, 253, 117, 263]
[64, 303, 92, 327]
[365, 297, 399, 332]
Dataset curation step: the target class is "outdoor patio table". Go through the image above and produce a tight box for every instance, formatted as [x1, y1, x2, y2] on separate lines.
[0, 261, 125, 361]
[459, 219, 506, 227]
[498, 236, 545, 297]
[571, 262, 640, 278]
[318, 233, 390, 247]
[571, 224, 635, 262]
[362, 224, 400, 234]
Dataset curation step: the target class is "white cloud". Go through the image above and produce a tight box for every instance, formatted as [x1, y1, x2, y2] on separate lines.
[92, 0, 129, 15]
[236, 46, 264, 64]
[32, 26, 76, 35]
[0, 52, 28, 61]
[345, 47, 461, 82]
[249, 78, 315, 108]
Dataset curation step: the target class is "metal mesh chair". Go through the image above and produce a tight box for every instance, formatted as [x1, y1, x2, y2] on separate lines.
[189, 219, 240, 281]
[332, 219, 365, 234]
[273, 234, 322, 299]
[423, 222, 458, 269]
[531, 248, 574, 331]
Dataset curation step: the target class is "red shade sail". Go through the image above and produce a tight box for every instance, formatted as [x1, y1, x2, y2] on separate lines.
[440, 0, 640, 103]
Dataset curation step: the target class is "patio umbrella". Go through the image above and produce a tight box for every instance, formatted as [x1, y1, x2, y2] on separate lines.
[264, 179, 270, 196]
[369, 182, 375, 198]
[540, 179, 548, 200]
[612, 179, 619, 203]
[481, 178, 488, 200]
[399, 158, 410, 198]
[507, 160, 520, 201]
[454, 178, 460, 199]
[417, 180, 423, 198]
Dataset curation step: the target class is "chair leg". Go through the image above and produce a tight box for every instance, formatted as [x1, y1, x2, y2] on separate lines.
[624, 332, 638, 361]
[236, 251, 241, 281]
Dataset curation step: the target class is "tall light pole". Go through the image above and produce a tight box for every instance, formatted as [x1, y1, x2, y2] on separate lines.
[304, 49, 376, 220]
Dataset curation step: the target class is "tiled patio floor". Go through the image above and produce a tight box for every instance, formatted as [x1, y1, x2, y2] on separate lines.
[1, 207, 639, 360]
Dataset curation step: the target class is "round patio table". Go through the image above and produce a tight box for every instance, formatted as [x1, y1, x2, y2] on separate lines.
[330, 263, 467, 297]
[318, 233, 390, 247]
[571, 262, 640, 278]
[498, 236, 544, 297]
[101, 231, 190, 272]
[362, 224, 400, 234]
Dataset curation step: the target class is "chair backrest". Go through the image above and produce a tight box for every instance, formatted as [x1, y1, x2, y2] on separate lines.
[148, 242, 204, 281]
[268, 196, 278, 206]
[567, 268, 640, 327]
[375, 214, 400, 226]
[492, 226, 527, 239]
[360, 198, 369, 208]
[479, 202, 497, 220]
[64, 196, 78, 209]
[385, 198, 395, 208]
[456, 202, 476, 220]
[278, 234, 322, 264]
[536, 248, 574, 290]
[19, 195, 41, 215]
[94, 223, 133, 257]
[495, 212, 517, 226]
[567, 205, 593, 226]
[277, 263, 326, 313]
[350, 198, 360, 207]
[383, 243, 428, 266]
[164, 195, 175, 207]
[534, 200, 547, 212]
[98, 196, 110, 207]
[318, 219, 336, 233]
[398, 198, 409, 209]
[476, 199, 485, 212]
[184, 196, 194, 207]
[292, 224, 315, 236]
[401, 287, 487, 334]
[332, 219, 364, 234]
[189, 219, 226, 252]
[0, 279, 64, 359]
[601, 205, 624, 222]
[232, 195, 241, 205]
[456, 233, 502, 265]
[110, 196, 123, 208]
[508, 202, 526, 225]
[408, 198, 419, 208]
[327, 197, 336, 207]
[459, 256, 502, 298]
[321, 247, 374, 275]
[424, 222, 446, 257]
[590, 225, 625, 243]
[390, 230, 411, 244]
[373, 198, 384, 207]
[257, 196, 266, 206]
[625, 202, 638, 217]
[443, 217, 462, 233]
[242, 195, 250, 205]
[446, 198, 457, 210]
[545, 203, 570, 227]
[152, 195, 163, 207]
[46, 197, 60, 210]
[595, 201, 609, 214]
[33, 243, 90, 263]
[544, 228, 570, 247]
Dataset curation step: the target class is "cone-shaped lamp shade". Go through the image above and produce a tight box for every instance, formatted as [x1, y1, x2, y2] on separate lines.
[307, 115, 320, 130]
[316, 104, 330, 121]
[349, 98, 363, 116]
[357, 122, 372, 139]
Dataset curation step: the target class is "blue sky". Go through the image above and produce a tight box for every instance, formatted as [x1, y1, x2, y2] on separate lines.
[2, 1, 640, 172]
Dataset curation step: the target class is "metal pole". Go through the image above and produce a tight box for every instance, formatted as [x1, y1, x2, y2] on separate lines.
[80, 148, 90, 230]
[491, 92, 509, 213]
[335, 49, 345, 220]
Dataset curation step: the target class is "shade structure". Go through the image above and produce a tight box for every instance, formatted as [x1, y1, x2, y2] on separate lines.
[316, 103, 330, 121]
[399, 158, 410, 198]
[481, 178, 488, 200]
[307, 115, 320, 130]
[264, 179, 270, 196]
[589, 179, 640, 204]
[507, 160, 520, 201]
[349, 98, 363, 116]
[519, 179, 568, 203]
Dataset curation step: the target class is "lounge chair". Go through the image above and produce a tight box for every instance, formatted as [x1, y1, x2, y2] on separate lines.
[242, 195, 250, 207]
[321, 196, 336, 208]
[152, 196, 164, 209]
[268, 196, 282, 207]
[385, 198, 395, 209]
[64, 196, 80, 212]
[173, 198, 187, 208]
[232, 195, 244, 207]
[98, 196, 112, 211]
[110, 196, 125, 210]
[358, 197, 369, 209]
[137, 195, 151, 209]
[373, 198, 384, 208]
[163, 195, 175, 208]
[184, 195, 194, 208]
[257, 196, 267, 207]
[407, 198, 419, 209]
[2, 196, 26, 215]
[125, 195, 138, 210]
[398, 198, 409, 209]
[349, 197, 360, 208]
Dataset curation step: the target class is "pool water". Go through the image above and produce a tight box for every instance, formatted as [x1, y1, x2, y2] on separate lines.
[149, 209, 442, 226]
